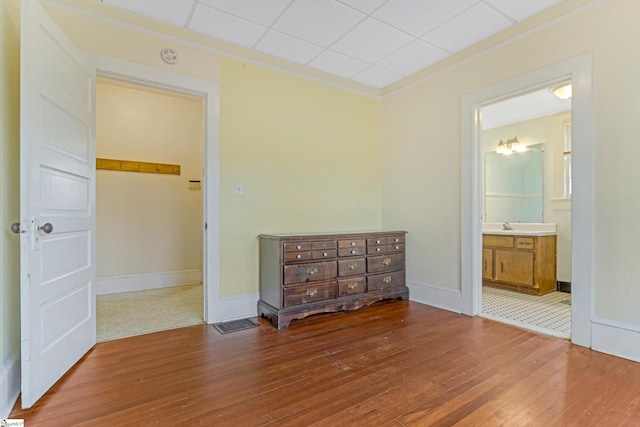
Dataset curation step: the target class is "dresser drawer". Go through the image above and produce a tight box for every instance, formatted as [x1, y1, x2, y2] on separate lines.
[312, 249, 336, 259]
[338, 277, 366, 296]
[338, 246, 366, 257]
[284, 242, 311, 252]
[367, 245, 386, 254]
[338, 257, 366, 277]
[284, 251, 312, 262]
[367, 237, 386, 246]
[368, 271, 405, 291]
[515, 237, 535, 249]
[386, 235, 404, 245]
[483, 235, 514, 248]
[387, 243, 404, 252]
[367, 253, 405, 273]
[283, 281, 336, 306]
[283, 261, 337, 285]
[312, 240, 337, 250]
[338, 238, 366, 248]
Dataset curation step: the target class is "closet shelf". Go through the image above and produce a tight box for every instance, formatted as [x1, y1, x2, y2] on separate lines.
[96, 158, 180, 175]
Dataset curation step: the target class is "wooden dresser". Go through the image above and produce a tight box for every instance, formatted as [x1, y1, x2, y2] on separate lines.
[258, 231, 409, 329]
[482, 233, 556, 295]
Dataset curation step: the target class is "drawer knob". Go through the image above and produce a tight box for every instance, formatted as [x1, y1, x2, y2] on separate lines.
[323, 252, 328, 257]
[376, 240, 380, 244]
[376, 248, 380, 252]
[348, 262, 358, 270]
[307, 266, 319, 275]
[296, 254, 302, 259]
[351, 250, 356, 254]
[382, 258, 392, 266]
[395, 246, 400, 250]
[348, 282, 358, 290]
[297, 244, 302, 249]
[383, 276, 392, 284]
[351, 242, 356, 246]
[306, 288, 318, 297]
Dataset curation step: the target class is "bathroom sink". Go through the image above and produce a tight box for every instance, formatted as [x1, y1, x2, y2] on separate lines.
[482, 223, 556, 236]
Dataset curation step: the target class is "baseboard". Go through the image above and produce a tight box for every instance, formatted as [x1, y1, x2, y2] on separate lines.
[0, 353, 20, 418]
[96, 270, 202, 295]
[407, 281, 462, 314]
[209, 293, 259, 324]
[591, 318, 640, 363]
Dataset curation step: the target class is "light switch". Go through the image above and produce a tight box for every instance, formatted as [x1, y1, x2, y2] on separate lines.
[235, 183, 244, 196]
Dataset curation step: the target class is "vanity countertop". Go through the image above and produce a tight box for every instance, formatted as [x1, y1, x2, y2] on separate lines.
[482, 223, 556, 236]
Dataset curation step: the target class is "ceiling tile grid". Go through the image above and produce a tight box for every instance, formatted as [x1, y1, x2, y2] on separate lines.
[99, 0, 565, 89]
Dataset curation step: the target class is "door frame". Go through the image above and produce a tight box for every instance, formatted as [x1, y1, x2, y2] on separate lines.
[88, 53, 221, 323]
[461, 53, 594, 348]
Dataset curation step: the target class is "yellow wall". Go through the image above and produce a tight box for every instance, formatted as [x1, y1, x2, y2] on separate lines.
[382, 0, 640, 326]
[482, 112, 572, 282]
[46, 5, 382, 298]
[219, 58, 381, 296]
[95, 80, 204, 279]
[0, 0, 21, 414]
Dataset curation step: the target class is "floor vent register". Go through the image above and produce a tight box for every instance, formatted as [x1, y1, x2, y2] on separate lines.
[213, 318, 260, 334]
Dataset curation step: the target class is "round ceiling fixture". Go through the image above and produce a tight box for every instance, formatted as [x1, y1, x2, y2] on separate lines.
[160, 48, 178, 65]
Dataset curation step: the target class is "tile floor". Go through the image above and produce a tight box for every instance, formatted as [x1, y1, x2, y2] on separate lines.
[481, 285, 571, 339]
[97, 283, 203, 342]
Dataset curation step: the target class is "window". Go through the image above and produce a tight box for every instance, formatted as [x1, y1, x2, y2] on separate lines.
[563, 122, 572, 198]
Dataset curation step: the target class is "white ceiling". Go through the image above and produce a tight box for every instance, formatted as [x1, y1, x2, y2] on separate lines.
[481, 87, 571, 130]
[99, 0, 565, 89]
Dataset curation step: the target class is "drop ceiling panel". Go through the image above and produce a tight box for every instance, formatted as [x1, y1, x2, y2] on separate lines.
[308, 50, 369, 79]
[273, 0, 365, 47]
[332, 18, 413, 64]
[256, 31, 324, 65]
[422, 2, 514, 53]
[189, 4, 267, 48]
[102, 0, 194, 27]
[378, 40, 449, 76]
[485, 0, 564, 22]
[336, 0, 388, 14]
[352, 66, 403, 88]
[198, 0, 292, 26]
[373, 0, 477, 37]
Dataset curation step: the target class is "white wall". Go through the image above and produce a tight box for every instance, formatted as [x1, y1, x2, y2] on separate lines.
[0, 0, 21, 417]
[382, 0, 640, 359]
[96, 80, 204, 293]
[482, 112, 572, 282]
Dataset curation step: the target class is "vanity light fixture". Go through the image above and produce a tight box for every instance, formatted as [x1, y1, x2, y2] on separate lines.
[496, 137, 526, 155]
[552, 84, 572, 100]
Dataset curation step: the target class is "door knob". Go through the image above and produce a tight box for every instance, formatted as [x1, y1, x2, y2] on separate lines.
[11, 222, 20, 234]
[38, 223, 53, 234]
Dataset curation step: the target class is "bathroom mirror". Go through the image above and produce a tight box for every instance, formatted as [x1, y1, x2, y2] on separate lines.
[484, 143, 543, 223]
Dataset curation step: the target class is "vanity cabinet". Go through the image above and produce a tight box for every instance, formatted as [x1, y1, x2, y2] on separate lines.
[258, 231, 409, 329]
[482, 234, 556, 295]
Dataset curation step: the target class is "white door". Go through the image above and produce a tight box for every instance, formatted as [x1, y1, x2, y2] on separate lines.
[19, 0, 96, 408]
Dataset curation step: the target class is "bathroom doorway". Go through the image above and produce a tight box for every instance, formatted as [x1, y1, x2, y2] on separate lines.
[477, 86, 572, 339]
[95, 77, 205, 341]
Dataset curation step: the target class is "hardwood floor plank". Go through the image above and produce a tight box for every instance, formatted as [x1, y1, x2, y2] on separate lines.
[10, 301, 640, 426]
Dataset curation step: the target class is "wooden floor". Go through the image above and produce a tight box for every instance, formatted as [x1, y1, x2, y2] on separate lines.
[11, 301, 640, 426]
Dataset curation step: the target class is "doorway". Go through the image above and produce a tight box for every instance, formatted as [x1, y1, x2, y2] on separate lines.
[477, 87, 572, 338]
[94, 77, 205, 341]
[460, 54, 594, 348]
